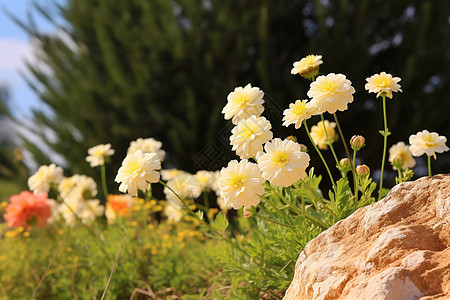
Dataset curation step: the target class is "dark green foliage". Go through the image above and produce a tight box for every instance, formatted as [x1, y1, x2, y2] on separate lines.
[16, 0, 450, 193]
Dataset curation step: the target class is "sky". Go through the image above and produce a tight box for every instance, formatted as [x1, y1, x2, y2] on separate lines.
[0, 0, 59, 118]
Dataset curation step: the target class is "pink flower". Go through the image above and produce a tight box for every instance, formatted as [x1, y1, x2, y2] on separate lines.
[4, 191, 51, 228]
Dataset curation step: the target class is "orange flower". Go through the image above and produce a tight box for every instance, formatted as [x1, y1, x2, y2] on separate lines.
[4, 191, 51, 228]
[107, 194, 133, 216]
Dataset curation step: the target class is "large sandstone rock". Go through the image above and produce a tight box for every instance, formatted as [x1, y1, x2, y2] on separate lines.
[284, 174, 450, 300]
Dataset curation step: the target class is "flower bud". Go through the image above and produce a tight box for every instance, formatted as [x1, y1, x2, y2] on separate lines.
[243, 208, 252, 218]
[338, 158, 352, 174]
[356, 164, 370, 176]
[350, 135, 366, 150]
[299, 144, 308, 152]
[286, 135, 297, 142]
[392, 155, 404, 170]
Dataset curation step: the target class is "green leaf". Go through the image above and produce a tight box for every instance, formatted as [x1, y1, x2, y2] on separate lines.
[195, 210, 204, 221]
[212, 211, 229, 232]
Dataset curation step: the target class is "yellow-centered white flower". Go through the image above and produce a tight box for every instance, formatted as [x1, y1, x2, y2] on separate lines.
[217, 160, 265, 210]
[28, 164, 64, 194]
[388, 142, 416, 170]
[282, 100, 317, 129]
[307, 73, 355, 114]
[409, 130, 449, 158]
[230, 115, 273, 159]
[365, 72, 402, 99]
[222, 84, 265, 125]
[163, 173, 202, 207]
[127, 138, 166, 162]
[310, 120, 337, 150]
[257, 138, 310, 187]
[115, 150, 161, 196]
[290, 55, 323, 79]
[86, 143, 115, 167]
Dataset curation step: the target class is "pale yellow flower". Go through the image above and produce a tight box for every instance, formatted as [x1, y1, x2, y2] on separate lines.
[290, 55, 323, 80]
[217, 159, 265, 210]
[307, 73, 355, 114]
[86, 143, 114, 167]
[282, 100, 317, 129]
[209, 170, 221, 196]
[28, 164, 64, 194]
[365, 72, 402, 99]
[78, 200, 105, 225]
[230, 115, 273, 159]
[127, 138, 166, 162]
[389, 142, 416, 170]
[195, 170, 215, 192]
[163, 173, 202, 207]
[164, 203, 184, 223]
[160, 169, 186, 181]
[222, 84, 265, 125]
[310, 120, 337, 150]
[409, 130, 449, 158]
[115, 150, 161, 197]
[257, 138, 310, 187]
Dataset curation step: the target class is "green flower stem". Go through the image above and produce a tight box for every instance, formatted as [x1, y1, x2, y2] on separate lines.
[300, 179, 336, 221]
[254, 211, 296, 228]
[207, 231, 251, 258]
[378, 94, 389, 200]
[272, 189, 303, 216]
[100, 163, 109, 202]
[428, 156, 432, 176]
[260, 194, 288, 217]
[334, 113, 357, 196]
[321, 114, 339, 165]
[158, 180, 201, 221]
[352, 149, 358, 199]
[303, 120, 336, 188]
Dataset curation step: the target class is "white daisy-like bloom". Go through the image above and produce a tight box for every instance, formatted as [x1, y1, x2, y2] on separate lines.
[216, 196, 230, 212]
[222, 84, 265, 125]
[78, 199, 105, 225]
[47, 199, 62, 224]
[307, 73, 356, 114]
[388, 142, 416, 170]
[365, 72, 402, 99]
[256, 138, 310, 187]
[217, 159, 265, 210]
[282, 99, 317, 129]
[195, 170, 215, 192]
[127, 138, 166, 162]
[164, 202, 184, 223]
[160, 168, 186, 181]
[409, 130, 449, 158]
[28, 164, 64, 194]
[310, 120, 337, 150]
[163, 173, 202, 207]
[86, 143, 115, 167]
[230, 115, 273, 159]
[115, 150, 161, 197]
[58, 176, 77, 199]
[290, 55, 323, 79]
[105, 204, 117, 225]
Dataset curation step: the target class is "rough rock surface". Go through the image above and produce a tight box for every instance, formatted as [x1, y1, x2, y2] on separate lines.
[284, 174, 450, 300]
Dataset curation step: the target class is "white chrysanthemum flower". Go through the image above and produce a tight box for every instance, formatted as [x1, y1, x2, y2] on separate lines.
[230, 115, 273, 159]
[78, 200, 105, 225]
[409, 130, 449, 158]
[160, 169, 186, 181]
[28, 164, 64, 194]
[86, 143, 115, 167]
[47, 199, 62, 224]
[222, 84, 265, 125]
[164, 203, 184, 223]
[290, 55, 323, 80]
[58, 177, 77, 199]
[365, 72, 402, 99]
[256, 138, 310, 187]
[127, 138, 166, 162]
[195, 170, 215, 192]
[163, 173, 202, 207]
[310, 120, 337, 150]
[115, 150, 161, 197]
[217, 160, 265, 210]
[307, 73, 356, 114]
[389, 142, 416, 170]
[282, 99, 317, 129]
[216, 196, 230, 212]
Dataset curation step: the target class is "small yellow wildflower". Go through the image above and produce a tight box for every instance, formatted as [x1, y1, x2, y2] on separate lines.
[365, 72, 402, 99]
